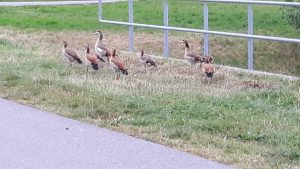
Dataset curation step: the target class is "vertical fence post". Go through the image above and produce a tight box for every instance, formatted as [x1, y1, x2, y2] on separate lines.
[98, 0, 102, 20]
[203, 2, 209, 56]
[164, 0, 169, 58]
[129, 0, 134, 52]
[248, 4, 254, 70]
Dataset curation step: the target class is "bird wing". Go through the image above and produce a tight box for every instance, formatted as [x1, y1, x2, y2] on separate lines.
[96, 54, 106, 62]
[203, 64, 215, 73]
[145, 57, 156, 66]
[96, 43, 109, 51]
[96, 44, 112, 57]
[65, 49, 79, 59]
[86, 54, 98, 64]
[186, 53, 204, 62]
[111, 57, 126, 70]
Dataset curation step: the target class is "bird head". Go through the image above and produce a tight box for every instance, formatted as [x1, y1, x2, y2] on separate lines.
[112, 49, 117, 57]
[94, 30, 102, 35]
[180, 40, 189, 48]
[141, 50, 144, 56]
[94, 30, 103, 40]
[62, 41, 67, 48]
[84, 43, 90, 53]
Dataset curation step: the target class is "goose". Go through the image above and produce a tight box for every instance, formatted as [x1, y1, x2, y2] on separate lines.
[204, 54, 214, 64]
[94, 30, 111, 60]
[108, 49, 128, 80]
[202, 58, 215, 81]
[84, 44, 99, 71]
[62, 41, 82, 66]
[139, 50, 157, 72]
[181, 40, 205, 66]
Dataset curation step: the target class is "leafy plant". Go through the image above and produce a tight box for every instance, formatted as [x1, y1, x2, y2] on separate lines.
[238, 131, 266, 142]
[282, 0, 300, 29]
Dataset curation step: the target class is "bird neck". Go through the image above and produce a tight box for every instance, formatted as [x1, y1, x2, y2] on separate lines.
[108, 55, 112, 63]
[184, 47, 189, 56]
[98, 34, 103, 42]
[96, 38, 102, 48]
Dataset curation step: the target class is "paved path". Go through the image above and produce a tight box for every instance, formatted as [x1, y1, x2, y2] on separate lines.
[0, 98, 234, 169]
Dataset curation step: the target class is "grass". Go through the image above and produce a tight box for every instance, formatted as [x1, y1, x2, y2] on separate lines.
[0, 0, 299, 77]
[0, 1, 299, 37]
[0, 28, 300, 169]
[0, 1, 299, 168]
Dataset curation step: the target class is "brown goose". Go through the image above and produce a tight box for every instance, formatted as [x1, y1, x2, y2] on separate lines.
[139, 50, 157, 72]
[108, 49, 128, 80]
[202, 58, 215, 80]
[62, 41, 82, 66]
[84, 44, 99, 71]
[94, 30, 111, 61]
[181, 40, 205, 65]
[204, 54, 214, 64]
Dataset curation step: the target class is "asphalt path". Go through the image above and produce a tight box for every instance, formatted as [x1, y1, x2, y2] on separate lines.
[0, 98, 235, 169]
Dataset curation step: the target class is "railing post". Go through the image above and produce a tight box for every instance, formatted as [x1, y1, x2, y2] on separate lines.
[129, 0, 134, 52]
[248, 4, 254, 70]
[98, 0, 102, 20]
[164, 0, 169, 58]
[203, 2, 209, 56]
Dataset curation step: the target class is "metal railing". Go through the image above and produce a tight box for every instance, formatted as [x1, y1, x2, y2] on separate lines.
[0, 1, 98, 6]
[98, 0, 300, 70]
[1, 0, 299, 71]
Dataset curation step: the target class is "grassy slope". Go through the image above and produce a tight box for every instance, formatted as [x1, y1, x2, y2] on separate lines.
[0, 1, 299, 168]
[0, 29, 299, 168]
[0, 1, 298, 37]
[0, 1, 299, 77]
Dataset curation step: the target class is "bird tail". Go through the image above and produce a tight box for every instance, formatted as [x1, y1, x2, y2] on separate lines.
[206, 72, 214, 78]
[121, 69, 128, 75]
[91, 63, 99, 70]
[76, 58, 83, 64]
[96, 54, 106, 62]
[146, 60, 157, 67]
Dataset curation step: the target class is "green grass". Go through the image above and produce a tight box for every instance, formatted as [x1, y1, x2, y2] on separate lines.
[0, 1, 299, 37]
[0, 1, 299, 167]
[1, 0, 299, 76]
[0, 31, 299, 168]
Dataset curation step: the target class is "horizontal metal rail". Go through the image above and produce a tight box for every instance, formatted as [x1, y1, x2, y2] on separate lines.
[201, 0, 300, 6]
[99, 19, 300, 43]
[0, 0, 126, 7]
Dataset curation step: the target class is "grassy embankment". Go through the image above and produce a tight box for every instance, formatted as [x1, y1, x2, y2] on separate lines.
[0, 28, 300, 169]
[0, 0, 299, 75]
[0, 1, 300, 168]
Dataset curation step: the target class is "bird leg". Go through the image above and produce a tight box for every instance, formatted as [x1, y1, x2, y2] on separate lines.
[116, 73, 120, 80]
[143, 64, 147, 73]
[85, 64, 89, 76]
[207, 77, 211, 84]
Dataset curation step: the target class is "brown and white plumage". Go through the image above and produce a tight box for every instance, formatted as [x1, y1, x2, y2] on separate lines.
[203, 54, 214, 64]
[139, 50, 157, 72]
[181, 40, 205, 65]
[94, 30, 111, 60]
[108, 49, 128, 80]
[84, 44, 99, 70]
[62, 41, 82, 66]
